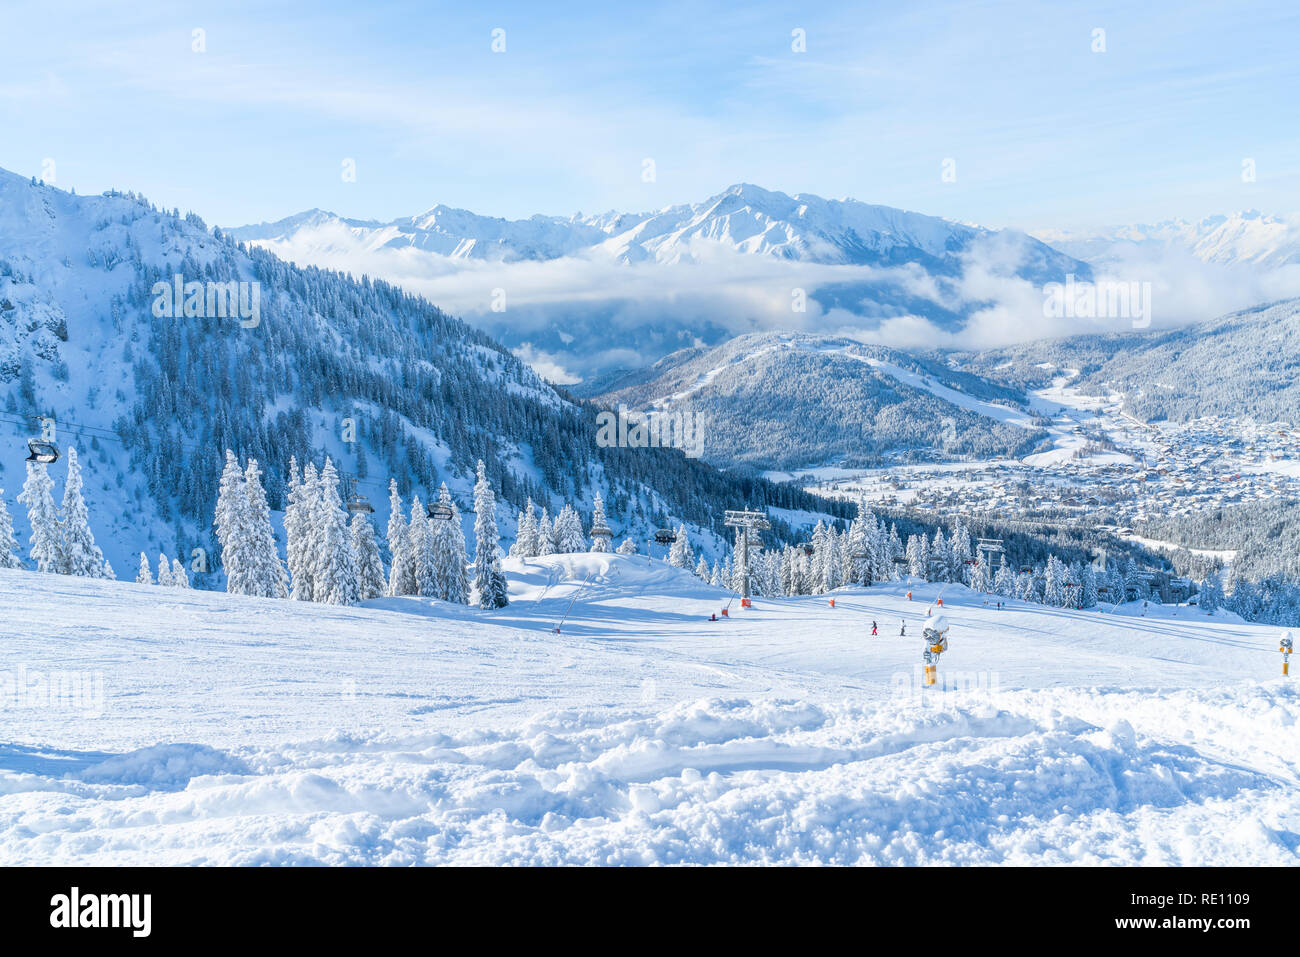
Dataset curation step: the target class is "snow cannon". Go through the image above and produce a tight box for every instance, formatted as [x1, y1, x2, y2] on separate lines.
[741, 598, 753, 609]
[1282, 633, 1294, 677]
[828, 598, 835, 608]
[921, 614, 951, 688]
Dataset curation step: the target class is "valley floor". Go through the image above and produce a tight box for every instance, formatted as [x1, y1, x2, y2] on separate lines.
[0, 555, 1295, 865]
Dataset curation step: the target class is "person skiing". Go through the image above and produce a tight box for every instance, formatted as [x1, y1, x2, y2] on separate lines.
[871, 620, 877, 637]
[899, 620, 906, 637]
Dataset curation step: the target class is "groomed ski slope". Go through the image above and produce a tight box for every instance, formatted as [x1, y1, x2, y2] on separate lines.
[0, 554, 1296, 866]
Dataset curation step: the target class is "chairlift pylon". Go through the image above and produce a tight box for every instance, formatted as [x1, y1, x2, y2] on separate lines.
[25, 438, 59, 465]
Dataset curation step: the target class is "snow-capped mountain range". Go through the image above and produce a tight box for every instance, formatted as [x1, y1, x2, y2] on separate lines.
[231, 183, 1081, 274]
[230, 184, 1095, 381]
[1032, 210, 1300, 269]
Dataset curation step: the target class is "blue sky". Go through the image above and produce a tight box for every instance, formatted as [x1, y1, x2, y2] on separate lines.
[3, 0, 1297, 229]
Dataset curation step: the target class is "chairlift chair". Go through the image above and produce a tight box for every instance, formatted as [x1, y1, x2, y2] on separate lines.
[26, 439, 59, 465]
[428, 502, 455, 522]
[346, 494, 374, 516]
[653, 529, 677, 545]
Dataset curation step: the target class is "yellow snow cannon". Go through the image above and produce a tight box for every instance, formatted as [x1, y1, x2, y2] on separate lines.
[1282, 633, 1294, 677]
[921, 614, 951, 688]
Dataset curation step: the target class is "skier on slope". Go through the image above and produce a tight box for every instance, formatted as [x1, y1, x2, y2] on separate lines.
[871, 620, 877, 636]
[899, 619, 906, 637]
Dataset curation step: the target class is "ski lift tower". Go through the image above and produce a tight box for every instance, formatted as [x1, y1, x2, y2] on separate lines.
[724, 509, 770, 603]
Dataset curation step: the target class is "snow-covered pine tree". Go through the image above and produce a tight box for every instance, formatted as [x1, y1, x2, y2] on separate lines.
[1081, 564, 1099, 608]
[668, 524, 693, 569]
[136, 552, 153, 585]
[820, 526, 840, 593]
[728, 552, 746, 595]
[472, 460, 508, 608]
[214, 450, 254, 594]
[312, 460, 360, 606]
[589, 492, 610, 552]
[351, 511, 386, 600]
[553, 504, 586, 553]
[59, 447, 106, 578]
[243, 458, 288, 598]
[487, 557, 510, 608]
[950, 520, 973, 582]
[778, 549, 793, 595]
[386, 479, 416, 597]
[1043, 555, 1067, 607]
[616, 538, 637, 555]
[283, 458, 307, 595]
[511, 498, 539, 558]
[156, 552, 175, 586]
[0, 490, 23, 569]
[536, 509, 554, 556]
[1198, 574, 1222, 615]
[695, 554, 711, 580]
[930, 529, 948, 583]
[286, 461, 320, 601]
[886, 526, 904, 577]
[845, 505, 871, 585]
[431, 484, 469, 603]
[17, 460, 62, 573]
[171, 557, 190, 588]
[407, 495, 434, 597]
[1107, 563, 1127, 604]
[993, 561, 1015, 598]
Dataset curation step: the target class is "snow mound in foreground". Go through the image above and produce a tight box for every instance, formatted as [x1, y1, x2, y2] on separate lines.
[79, 744, 251, 790]
[3, 685, 1296, 865]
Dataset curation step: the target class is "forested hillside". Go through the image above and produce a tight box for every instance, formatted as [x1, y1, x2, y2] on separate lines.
[0, 171, 845, 584]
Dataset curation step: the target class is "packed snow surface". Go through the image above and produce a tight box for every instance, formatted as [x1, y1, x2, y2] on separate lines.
[0, 555, 1296, 865]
